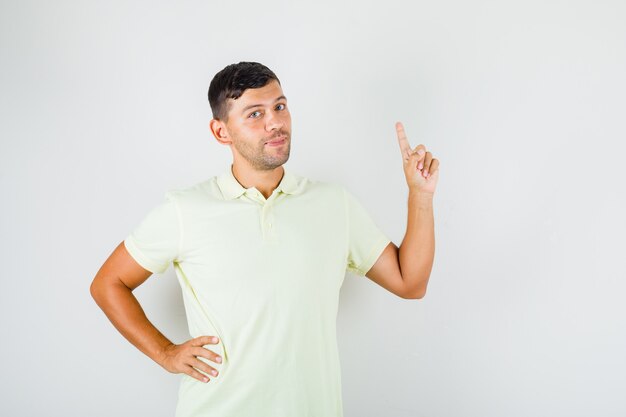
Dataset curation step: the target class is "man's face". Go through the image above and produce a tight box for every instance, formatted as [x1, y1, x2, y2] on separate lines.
[223, 79, 291, 171]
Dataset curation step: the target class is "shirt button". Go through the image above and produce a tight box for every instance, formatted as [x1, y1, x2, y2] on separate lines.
[268, 223, 272, 228]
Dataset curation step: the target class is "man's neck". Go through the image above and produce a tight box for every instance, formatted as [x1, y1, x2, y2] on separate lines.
[231, 162, 285, 199]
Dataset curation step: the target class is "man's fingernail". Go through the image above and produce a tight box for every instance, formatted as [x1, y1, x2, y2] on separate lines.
[216, 357, 222, 363]
[213, 337, 219, 343]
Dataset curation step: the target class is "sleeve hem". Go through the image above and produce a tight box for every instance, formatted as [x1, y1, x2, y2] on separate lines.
[123, 237, 168, 274]
[352, 235, 392, 277]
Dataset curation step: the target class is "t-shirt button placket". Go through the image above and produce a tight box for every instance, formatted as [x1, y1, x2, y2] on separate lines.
[261, 204, 276, 241]
[259, 204, 269, 240]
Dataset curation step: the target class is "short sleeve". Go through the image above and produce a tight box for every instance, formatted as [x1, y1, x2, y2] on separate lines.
[123, 192, 181, 274]
[344, 187, 392, 276]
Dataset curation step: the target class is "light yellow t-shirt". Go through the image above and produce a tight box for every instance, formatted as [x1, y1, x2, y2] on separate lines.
[124, 164, 391, 417]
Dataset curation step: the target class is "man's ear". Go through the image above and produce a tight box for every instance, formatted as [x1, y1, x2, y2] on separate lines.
[209, 119, 230, 145]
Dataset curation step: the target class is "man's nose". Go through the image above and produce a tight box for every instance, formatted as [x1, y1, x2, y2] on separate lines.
[265, 110, 284, 131]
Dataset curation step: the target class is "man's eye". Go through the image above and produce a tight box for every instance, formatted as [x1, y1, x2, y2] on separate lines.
[249, 111, 261, 118]
[276, 103, 286, 110]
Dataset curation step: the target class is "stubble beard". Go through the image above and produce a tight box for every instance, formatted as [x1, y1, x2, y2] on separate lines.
[233, 133, 291, 171]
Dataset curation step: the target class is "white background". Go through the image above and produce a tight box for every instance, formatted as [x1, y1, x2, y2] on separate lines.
[1, 1, 625, 416]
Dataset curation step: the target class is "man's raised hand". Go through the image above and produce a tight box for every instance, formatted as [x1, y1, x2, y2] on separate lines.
[395, 121, 439, 194]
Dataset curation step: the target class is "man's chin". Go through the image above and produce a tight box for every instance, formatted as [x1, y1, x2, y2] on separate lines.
[266, 149, 290, 164]
[257, 156, 289, 170]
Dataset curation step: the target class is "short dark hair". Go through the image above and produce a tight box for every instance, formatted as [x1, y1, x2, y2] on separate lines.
[208, 61, 281, 122]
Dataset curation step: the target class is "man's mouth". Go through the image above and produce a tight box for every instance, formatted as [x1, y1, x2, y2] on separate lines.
[265, 136, 287, 146]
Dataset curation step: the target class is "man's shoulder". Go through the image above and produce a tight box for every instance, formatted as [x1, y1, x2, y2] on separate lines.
[302, 176, 374, 210]
[163, 176, 220, 204]
[292, 172, 346, 194]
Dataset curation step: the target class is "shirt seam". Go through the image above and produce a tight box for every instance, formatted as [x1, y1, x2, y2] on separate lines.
[167, 191, 184, 261]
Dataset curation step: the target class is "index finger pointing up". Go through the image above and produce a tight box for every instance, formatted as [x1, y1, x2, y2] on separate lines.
[395, 121, 412, 161]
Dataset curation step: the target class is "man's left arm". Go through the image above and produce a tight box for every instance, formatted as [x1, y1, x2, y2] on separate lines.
[365, 121, 439, 299]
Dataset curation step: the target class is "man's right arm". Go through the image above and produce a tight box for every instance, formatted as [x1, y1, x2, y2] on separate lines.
[89, 241, 222, 383]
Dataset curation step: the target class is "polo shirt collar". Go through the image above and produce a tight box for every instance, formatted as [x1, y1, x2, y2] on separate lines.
[216, 165, 302, 200]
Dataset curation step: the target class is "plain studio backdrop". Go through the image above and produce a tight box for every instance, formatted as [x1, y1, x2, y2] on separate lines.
[1, 0, 625, 416]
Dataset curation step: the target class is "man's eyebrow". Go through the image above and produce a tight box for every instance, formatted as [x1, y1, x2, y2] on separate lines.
[241, 95, 287, 114]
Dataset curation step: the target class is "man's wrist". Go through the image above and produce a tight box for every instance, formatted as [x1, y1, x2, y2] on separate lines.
[408, 188, 434, 201]
[154, 340, 175, 366]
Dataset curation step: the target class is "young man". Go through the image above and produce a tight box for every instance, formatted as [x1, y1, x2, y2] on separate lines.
[90, 61, 439, 417]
